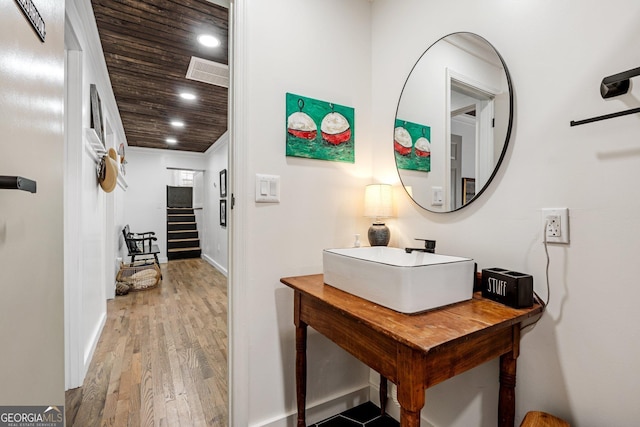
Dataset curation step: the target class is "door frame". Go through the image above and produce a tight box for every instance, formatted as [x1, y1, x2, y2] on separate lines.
[63, 18, 85, 390]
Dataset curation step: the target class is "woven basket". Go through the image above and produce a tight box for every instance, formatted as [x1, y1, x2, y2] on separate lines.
[116, 261, 161, 292]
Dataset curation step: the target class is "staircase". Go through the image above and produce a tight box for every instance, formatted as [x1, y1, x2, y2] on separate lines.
[166, 208, 202, 260]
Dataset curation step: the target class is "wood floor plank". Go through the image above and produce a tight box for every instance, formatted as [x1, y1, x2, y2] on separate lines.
[66, 259, 228, 426]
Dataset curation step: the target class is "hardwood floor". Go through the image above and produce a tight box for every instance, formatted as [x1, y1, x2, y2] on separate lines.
[66, 259, 228, 427]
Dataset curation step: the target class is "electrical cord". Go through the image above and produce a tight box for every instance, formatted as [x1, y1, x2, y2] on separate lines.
[522, 219, 551, 331]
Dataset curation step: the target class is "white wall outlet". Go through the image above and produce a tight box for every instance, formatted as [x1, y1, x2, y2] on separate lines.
[542, 208, 569, 244]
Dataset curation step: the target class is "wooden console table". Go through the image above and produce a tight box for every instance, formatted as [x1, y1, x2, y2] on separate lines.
[280, 274, 543, 427]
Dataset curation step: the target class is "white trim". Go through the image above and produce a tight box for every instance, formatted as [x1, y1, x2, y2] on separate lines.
[82, 311, 107, 379]
[64, 45, 84, 391]
[447, 68, 501, 98]
[116, 172, 129, 190]
[65, 0, 125, 392]
[444, 69, 453, 210]
[253, 386, 369, 427]
[475, 99, 494, 186]
[204, 130, 229, 156]
[84, 128, 105, 162]
[66, 0, 128, 150]
[446, 67, 497, 209]
[204, 0, 230, 9]
[452, 113, 476, 126]
[202, 253, 228, 277]
[229, 0, 249, 425]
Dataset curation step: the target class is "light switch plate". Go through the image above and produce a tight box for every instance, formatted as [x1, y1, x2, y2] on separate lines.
[432, 186, 443, 206]
[255, 174, 280, 203]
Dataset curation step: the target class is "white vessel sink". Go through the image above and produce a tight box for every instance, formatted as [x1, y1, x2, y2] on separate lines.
[322, 247, 475, 314]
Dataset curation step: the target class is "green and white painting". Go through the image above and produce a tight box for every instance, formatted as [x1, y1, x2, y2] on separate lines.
[394, 118, 431, 172]
[286, 93, 355, 163]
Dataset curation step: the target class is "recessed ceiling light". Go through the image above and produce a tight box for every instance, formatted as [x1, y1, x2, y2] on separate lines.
[179, 92, 197, 100]
[198, 34, 220, 48]
[171, 120, 185, 128]
[166, 138, 177, 144]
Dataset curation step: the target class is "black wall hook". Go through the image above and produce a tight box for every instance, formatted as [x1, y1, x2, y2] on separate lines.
[600, 66, 640, 98]
[571, 66, 640, 126]
[0, 176, 37, 193]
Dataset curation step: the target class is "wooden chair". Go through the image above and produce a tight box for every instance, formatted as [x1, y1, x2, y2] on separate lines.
[122, 225, 161, 267]
[520, 411, 570, 427]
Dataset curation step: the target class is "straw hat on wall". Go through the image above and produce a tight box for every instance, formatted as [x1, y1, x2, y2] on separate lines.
[98, 148, 119, 193]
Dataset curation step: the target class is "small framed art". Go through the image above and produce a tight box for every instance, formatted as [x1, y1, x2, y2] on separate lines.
[220, 199, 227, 227]
[219, 169, 227, 197]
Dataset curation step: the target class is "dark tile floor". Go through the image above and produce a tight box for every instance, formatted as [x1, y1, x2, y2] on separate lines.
[310, 401, 399, 427]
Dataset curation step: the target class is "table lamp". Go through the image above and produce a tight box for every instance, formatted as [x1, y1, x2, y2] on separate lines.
[364, 184, 393, 246]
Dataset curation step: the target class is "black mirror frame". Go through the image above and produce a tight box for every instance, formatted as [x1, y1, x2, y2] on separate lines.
[394, 32, 514, 213]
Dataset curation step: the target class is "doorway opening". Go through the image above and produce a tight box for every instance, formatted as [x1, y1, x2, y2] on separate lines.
[447, 74, 496, 210]
[166, 168, 204, 260]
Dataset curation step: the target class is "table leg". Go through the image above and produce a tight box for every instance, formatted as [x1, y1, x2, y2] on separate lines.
[499, 326, 520, 427]
[397, 346, 425, 427]
[498, 353, 516, 427]
[380, 375, 388, 416]
[295, 323, 307, 427]
[399, 407, 422, 427]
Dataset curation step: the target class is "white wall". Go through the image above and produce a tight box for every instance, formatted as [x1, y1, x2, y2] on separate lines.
[232, 0, 375, 425]
[203, 132, 229, 274]
[64, 0, 129, 389]
[0, 0, 65, 406]
[124, 147, 207, 263]
[371, 1, 640, 426]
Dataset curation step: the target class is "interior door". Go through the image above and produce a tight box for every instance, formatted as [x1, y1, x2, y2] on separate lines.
[0, 0, 66, 405]
[450, 134, 462, 210]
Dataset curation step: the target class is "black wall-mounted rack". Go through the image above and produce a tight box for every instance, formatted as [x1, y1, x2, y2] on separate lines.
[0, 176, 37, 193]
[600, 66, 640, 98]
[570, 107, 640, 127]
[571, 66, 640, 127]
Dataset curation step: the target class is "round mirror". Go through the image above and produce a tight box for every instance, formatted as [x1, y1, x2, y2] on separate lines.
[394, 32, 513, 212]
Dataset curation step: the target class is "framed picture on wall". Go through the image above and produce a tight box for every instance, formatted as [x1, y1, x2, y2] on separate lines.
[219, 169, 227, 197]
[90, 84, 105, 148]
[220, 199, 227, 227]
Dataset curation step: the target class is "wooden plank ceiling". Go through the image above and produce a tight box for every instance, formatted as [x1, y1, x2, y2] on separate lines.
[91, 0, 228, 153]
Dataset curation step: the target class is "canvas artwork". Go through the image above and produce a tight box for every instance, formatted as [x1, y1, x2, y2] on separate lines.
[286, 93, 355, 163]
[394, 119, 431, 172]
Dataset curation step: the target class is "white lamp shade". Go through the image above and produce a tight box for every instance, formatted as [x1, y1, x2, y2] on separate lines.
[364, 184, 393, 218]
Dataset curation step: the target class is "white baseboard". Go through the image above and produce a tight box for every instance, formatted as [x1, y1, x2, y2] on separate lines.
[369, 381, 435, 427]
[80, 310, 107, 385]
[251, 386, 369, 427]
[202, 253, 228, 277]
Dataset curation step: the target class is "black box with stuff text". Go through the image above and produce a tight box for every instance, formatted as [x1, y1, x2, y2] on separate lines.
[481, 268, 533, 308]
